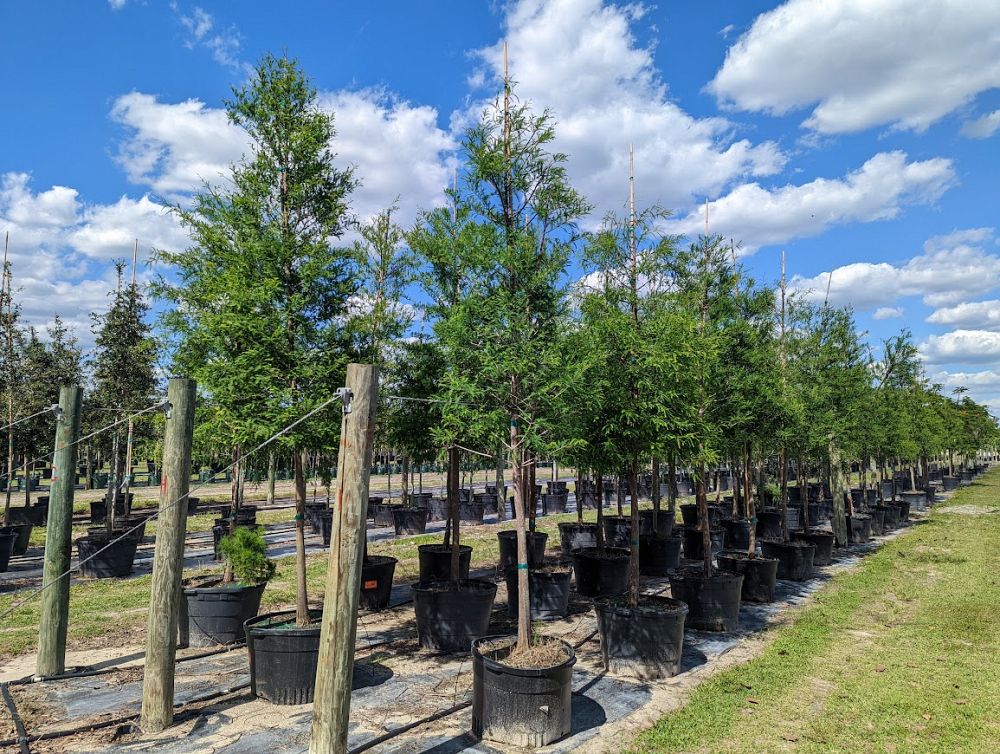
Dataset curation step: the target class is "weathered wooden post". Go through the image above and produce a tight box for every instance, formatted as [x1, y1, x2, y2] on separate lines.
[140, 378, 196, 732]
[310, 364, 378, 754]
[35, 385, 83, 678]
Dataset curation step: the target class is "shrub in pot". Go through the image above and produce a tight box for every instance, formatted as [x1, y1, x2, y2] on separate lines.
[183, 526, 275, 647]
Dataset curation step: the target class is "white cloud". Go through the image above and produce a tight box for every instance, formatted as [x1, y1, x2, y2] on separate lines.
[931, 369, 1000, 391]
[961, 110, 1000, 139]
[873, 306, 903, 320]
[710, 0, 1000, 134]
[70, 195, 188, 260]
[792, 228, 1000, 310]
[927, 299, 1000, 331]
[109, 0, 127, 9]
[666, 151, 955, 252]
[174, 5, 248, 73]
[467, 0, 786, 220]
[921, 330, 1000, 365]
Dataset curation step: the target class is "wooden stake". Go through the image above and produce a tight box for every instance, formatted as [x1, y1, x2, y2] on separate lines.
[140, 378, 196, 732]
[35, 385, 83, 678]
[131, 238, 138, 287]
[310, 364, 379, 754]
[1, 234, 14, 527]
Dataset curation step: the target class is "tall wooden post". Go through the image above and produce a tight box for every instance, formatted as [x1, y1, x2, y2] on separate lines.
[310, 364, 378, 754]
[35, 385, 83, 678]
[140, 378, 196, 732]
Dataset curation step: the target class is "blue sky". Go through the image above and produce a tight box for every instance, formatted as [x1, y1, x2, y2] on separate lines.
[2, 0, 999, 408]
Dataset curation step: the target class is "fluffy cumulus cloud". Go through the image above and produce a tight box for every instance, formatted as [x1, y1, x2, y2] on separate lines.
[666, 151, 955, 252]
[466, 0, 786, 220]
[873, 306, 904, 320]
[710, 0, 1000, 134]
[931, 369, 1000, 391]
[921, 330, 1000, 365]
[927, 299, 1000, 331]
[961, 110, 1000, 139]
[791, 228, 1000, 310]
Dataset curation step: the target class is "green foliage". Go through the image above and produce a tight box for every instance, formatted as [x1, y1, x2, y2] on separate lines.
[219, 526, 276, 585]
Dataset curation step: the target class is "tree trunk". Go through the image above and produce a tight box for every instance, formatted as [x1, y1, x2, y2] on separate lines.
[627, 460, 640, 607]
[651, 457, 660, 532]
[595, 472, 605, 549]
[746, 444, 756, 556]
[106, 433, 121, 535]
[495, 448, 506, 522]
[696, 461, 712, 576]
[293, 449, 309, 626]
[401, 454, 410, 507]
[266, 451, 276, 506]
[828, 441, 849, 546]
[448, 445, 460, 581]
[667, 456, 677, 510]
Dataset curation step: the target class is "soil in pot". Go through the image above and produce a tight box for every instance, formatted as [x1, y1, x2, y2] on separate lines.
[76, 534, 140, 578]
[794, 529, 835, 566]
[756, 509, 783, 540]
[412, 578, 497, 652]
[497, 530, 547, 571]
[0, 530, 14, 572]
[594, 594, 687, 679]
[360, 555, 398, 611]
[505, 566, 572, 620]
[668, 567, 743, 632]
[245, 609, 322, 705]
[638, 534, 682, 576]
[571, 547, 629, 598]
[681, 526, 725, 561]
[557, 522, 598, 556]
[182, 579, 266, 646]
[418, 544, 471, 582]
[760, 539, 815, 581]
[716, 551, 778, 603]
[392, 507, 428, 535]
[721, 519, 751, 552]
[472, 635, 576, 748]
[846, 514, 872, 544]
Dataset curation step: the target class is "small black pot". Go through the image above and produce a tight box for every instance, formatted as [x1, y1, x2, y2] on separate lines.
[245, 609, 322, 704]
[459, 500, 485, 523]
[681, 526, 725, 561]
[717, 552, 778, 603]
[505, 567, 572, 620]
[497, 530, 547, 571]
[638, 534, 682, 577]
[360, 555, 398, 611]
[594, 595, 687, 679]
[760, 540, 815, 581]
[418, 544, 471, 582]
[571, 547, 629, 598]
[472, 636, 575, 747]
[320, 511, 334, 546]
[76, 534, 140, 578]
[638, 509, 675, 538]
[412, 579, 497, 652]
[392, 507, 428, 535]
[756, 509, 783, 540]
[0, 530, 15, 572]
[794, 530, 835, 566]
[721, 519, 751, 552]
[89, 500, 107, 524]
[557, 522, 598, 556]
[846, 514, 872, 544]
[183, 581, 266, 647]
[668, 569, 743, 632]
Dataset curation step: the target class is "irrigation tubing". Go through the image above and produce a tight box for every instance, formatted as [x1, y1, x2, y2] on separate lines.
[1, 683, 31, 754]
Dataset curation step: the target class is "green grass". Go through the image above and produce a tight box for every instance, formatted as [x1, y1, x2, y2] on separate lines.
[633, 470, 1000, 754]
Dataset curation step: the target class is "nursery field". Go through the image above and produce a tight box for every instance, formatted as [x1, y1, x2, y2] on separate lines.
[635, 470, 1000, 754]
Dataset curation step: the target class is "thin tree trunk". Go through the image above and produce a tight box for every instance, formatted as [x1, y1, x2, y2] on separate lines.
[627, 460, 640, 607]
[495, 448, 506, 522]
[696, 461, 712, 575]
[651, 457, 660, 532]
[448, 445, 460, 581]
[266, 451, 276, 506]
[293, 449, 309, 626]
[595, 472, 605, 548]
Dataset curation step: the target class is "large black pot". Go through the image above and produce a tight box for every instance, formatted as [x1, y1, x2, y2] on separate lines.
[760, 540, 815, 581]
[459, 500, 485, 524]
[941, 476, 959, 492]
[681, 526, 725, 561]
[638, 509, 674, 537]
[883, 503, 901, 530]
[794, 530, 835, 566]
[638, 534, 682, 577]
[76, 534, 140, 578]
[505, 567, 572, 620]
[475, 493, 499, 516]
[245, 609, 322, 704]
[720, 519, 751, 552]
[392, 507, 428, 535]
[472, 636, 575, 747]
[594, 595, 687, 679]
[717, 552, 778, 603]
[679, 503, 699, 527]
[557, 522, 598, 556]
[412, 579, 497, 652]
[3, 523, 32, 556]
[373, 503, 401, 527]
[571, 547, 629, 598]
[183, 581, 266, 647]
[426, 497, 448, 521]
[418, 543, 471, 582]
[897, 496, 914, 520]
[602, 516, 635, 548]
[756, 509, 783, 540]
[846, 514, 872, 544]
[360, 555, 397, 611]
[497, 530, 547, 571]
[186, 496, 201, 516]
[540, 493, 568, 515]
[668, 569, 743, 632]
[0, 530, 14, 572]
[869, 506, 887, 536]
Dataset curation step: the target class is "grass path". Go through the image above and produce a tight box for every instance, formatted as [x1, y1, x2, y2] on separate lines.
[633, 469, 1000, 754]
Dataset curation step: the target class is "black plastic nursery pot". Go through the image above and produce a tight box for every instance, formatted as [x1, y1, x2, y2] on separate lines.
[557, 522, 598, 556]
[846, 514, 872, 544]
[681, 526, 725, 561]
[412, 578, 497, 652]
[0, 530, 15, 572]
[594, 595, 688, 679]
[426, 497, 448, 521]
[497, 530, 548, 571]
[571, 547, 629, 598]
[245, 609, 322, 704]
[89, 500, 107, 525]
[372, 503, 401, 527]
[320, 512, 334, 546]
[546, 480, 568, 494]
[472, 635, 576, 748]
[883, 503, 902, 530]
[183, 580, 266, 647]
[898, 494, 918, 518]
[418, 543, 472, 581]
[760, 539, 815, 581]
[459, 500, 485, 523]
[540, 493, 568, 515]
[601, 516, 632, 548]
[360, 555, 398, 611]
[756, 509, 783, 540]
[716, 551, 778, 603]
[869, 506, 887, 536]
[794, 529, 835, 566]
[76, 534, 140, 578]
[638, 509, 675, 537]
[476, 493, 499, 516]
[186, 496, 201, 515]
[505, 567, 572, 620]
[638, 534, 682, 577]
[942, 476, 959, 491]
[4, 523, 32, 556]
[668, 568, 743, 632]
[679, 503, 699, 527]
[721, 519, 751, 552]
[392, 507, 428, 535]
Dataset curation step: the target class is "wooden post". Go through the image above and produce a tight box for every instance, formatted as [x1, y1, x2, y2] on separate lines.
[310, 364, 378, 754]
[35, 385, 83, 678]
[140, 378, 196, 732]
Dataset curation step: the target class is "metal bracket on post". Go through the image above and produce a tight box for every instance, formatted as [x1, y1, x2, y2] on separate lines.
[161, 399, 173, 420]
[50, 404, 64, 423]
[335, 387, 353, 414]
